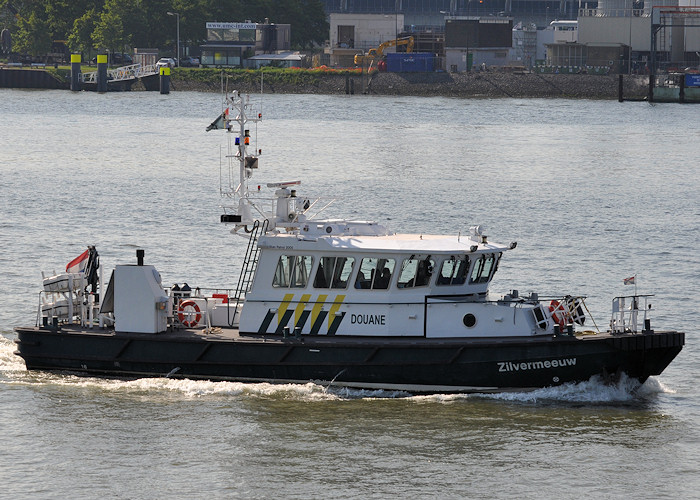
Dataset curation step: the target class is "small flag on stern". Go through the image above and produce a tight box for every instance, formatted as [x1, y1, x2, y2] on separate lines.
[623, 276, 636, 285]
[66, 249, 90, 274]
[206, 108, 229, 131]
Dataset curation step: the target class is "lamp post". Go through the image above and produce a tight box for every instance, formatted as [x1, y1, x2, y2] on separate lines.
[167, 11, 180, 67]
[395, 0, 399, 40]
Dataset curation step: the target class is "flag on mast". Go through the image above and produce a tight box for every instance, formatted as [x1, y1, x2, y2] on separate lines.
[66, 249, 89, 274]
[206, 108, 229, 131]
[623, 276, 636, 285]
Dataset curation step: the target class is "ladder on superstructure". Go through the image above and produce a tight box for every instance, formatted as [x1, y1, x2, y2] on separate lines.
[228, 218, 268, 326]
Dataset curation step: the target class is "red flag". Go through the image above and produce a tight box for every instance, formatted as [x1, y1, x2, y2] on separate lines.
[66, 249, 89, 273]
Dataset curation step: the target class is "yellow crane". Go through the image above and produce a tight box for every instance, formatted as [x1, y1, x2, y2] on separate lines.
[354, 36, 415, 67]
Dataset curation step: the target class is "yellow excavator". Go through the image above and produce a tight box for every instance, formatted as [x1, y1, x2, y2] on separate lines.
[354, 36, 415, 67]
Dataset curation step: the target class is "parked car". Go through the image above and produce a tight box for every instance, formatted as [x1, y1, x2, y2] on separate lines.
[156, 58, 176, 69]
[179, 56, 200, 67]
[112, 52, 133, 64]
[90, 53, 132, 65]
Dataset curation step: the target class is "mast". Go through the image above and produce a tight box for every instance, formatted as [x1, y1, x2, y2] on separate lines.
[218, 90, 263, 229]
[216, 89, 304, 233]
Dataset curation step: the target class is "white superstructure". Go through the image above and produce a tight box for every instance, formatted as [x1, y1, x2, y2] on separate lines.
[211, 90, 586, 339]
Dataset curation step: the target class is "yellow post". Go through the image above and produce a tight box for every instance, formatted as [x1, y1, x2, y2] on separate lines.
[96, 54, 108, 92]
[70, 54, 82, 91]
[159, 66, 171, 94]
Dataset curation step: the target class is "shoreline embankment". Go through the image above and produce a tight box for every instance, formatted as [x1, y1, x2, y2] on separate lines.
[1, 66, 650, 100]
[171, 72, 650, 100]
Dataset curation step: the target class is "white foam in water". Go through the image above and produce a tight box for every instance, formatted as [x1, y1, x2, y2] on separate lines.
[472, 373, 673, 404]
[407, 374, 677, 405]
[0, 334, 26, 374]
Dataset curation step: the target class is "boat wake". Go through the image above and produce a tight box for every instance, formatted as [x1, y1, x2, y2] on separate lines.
[0, 333, 25, 375]
[0, 336, 401, 400]
[409, 374, 673, 405]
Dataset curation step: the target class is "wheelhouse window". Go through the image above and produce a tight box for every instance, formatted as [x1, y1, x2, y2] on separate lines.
[355, 258, 395, 290]
[469, 253, 501, 284]
[397, 257, 435, 289]
[272, 255, 313, 288]
[314, 257, 355, 289]
[437, 256, 470, 285]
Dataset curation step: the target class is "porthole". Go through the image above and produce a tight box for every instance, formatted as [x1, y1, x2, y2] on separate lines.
[463, 313, 476, 328]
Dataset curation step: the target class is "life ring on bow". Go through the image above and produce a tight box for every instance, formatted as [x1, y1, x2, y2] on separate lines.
[178, 300, 201, 328]
[549, 300, 568, 329]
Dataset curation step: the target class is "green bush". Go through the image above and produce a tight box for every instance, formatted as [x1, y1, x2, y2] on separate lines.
[171, 67, 361, 86]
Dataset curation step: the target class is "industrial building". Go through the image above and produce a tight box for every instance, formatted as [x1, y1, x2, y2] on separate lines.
[200, 21, 291, 67]
[323, 1, 700, 73]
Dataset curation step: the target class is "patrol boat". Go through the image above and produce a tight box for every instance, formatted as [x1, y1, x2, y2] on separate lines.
[14, 91, 684, 393]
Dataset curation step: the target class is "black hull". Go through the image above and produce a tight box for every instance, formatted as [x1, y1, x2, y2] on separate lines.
[14, 326, 684, 393]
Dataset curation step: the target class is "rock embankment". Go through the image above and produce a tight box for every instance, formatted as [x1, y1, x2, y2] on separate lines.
[172, 71, 649, 100]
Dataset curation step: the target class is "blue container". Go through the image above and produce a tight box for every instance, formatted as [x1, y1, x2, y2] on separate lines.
[685, 74, 700, 88]
[386, 52, 434, 73]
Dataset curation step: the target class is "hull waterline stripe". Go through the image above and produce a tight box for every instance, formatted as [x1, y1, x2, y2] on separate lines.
[274, 310, 294, 334]
[258, 310, 276, 334]
[310, 295, 327, 325]
[294, 294, 311, 324]
[327, 312, 346, 336]
[277, 293, 295, 325]
[328, 295, 346, 330]
[295, 310, 311, 332]
[310, 311, 328, 335]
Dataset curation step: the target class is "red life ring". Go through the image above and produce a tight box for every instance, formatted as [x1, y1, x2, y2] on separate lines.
[549, 300, 568, 329]
[178, 300, 202, 327]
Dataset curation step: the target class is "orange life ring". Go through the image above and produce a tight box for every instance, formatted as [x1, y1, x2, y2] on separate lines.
[549, 300, 568, 329]
[178, 300, 201, 327]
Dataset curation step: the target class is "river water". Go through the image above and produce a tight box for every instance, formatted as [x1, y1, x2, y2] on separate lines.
[0, 89, 698, 499]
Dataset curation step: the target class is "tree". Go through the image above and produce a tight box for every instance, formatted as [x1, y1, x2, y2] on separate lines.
[13, 10, 52, 57]
[67, 8, 97, 54]
[92, 5, 125, 54]
[289, 0, 328, 49]
[238, 0, 328, 50]
[45, 0, 99, 41]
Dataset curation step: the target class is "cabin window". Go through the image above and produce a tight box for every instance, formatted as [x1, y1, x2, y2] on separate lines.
[355, 258, 395, 290]
[469, 253, 500, 284]
[272, 255, 313, 288]
[397, 258, 434, 289]
[313, 256, 355, 289]
[437, 256, 470, 285]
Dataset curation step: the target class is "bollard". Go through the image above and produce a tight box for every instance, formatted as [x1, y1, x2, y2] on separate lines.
[96, 53, 108, 93]
[159, 66, 171, 94]
[70, 53, 82, 91]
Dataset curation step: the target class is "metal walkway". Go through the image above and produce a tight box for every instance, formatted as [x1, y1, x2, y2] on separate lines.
[81, 63, 159, 84]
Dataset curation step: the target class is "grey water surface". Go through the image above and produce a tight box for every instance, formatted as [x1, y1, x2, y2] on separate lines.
[1, 89, 698, 499]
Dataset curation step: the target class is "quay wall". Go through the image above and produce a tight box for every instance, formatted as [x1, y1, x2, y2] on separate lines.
[0, 66, 649, 100]
[172, 72, 650, 100]
[0, 68, 68, 89]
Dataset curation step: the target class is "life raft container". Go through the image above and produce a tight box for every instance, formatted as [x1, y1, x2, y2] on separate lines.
[177, 299, 202, 328]
[564, 295, 586, 325]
